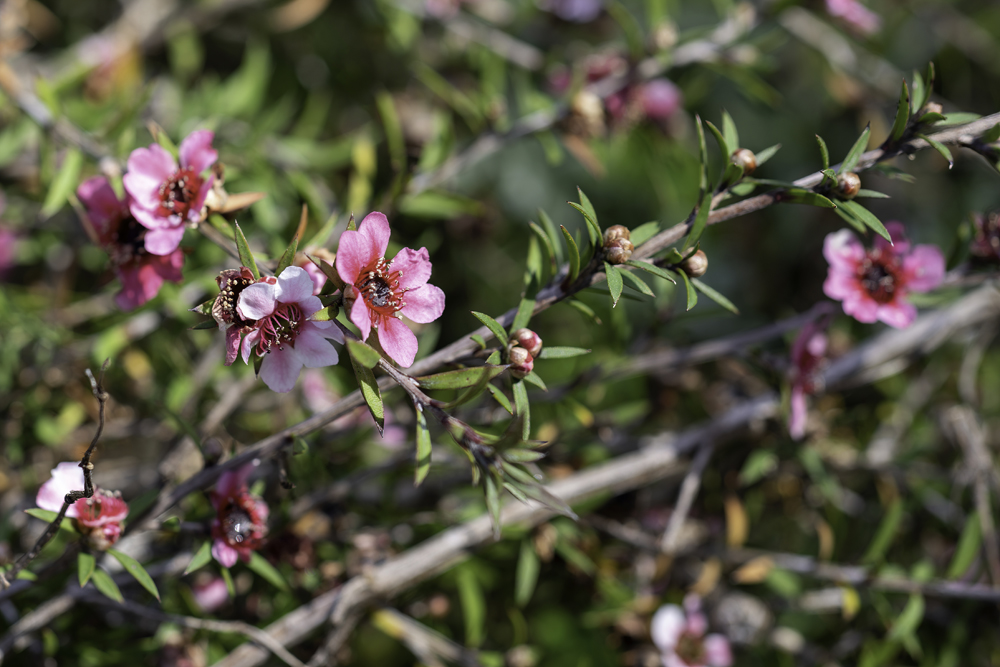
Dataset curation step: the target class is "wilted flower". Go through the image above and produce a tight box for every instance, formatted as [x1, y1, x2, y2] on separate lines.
[237, 265, 343, 393]
[213, 267, 260, 366]
[651, 594, 733, 667]
[825, 0, 881, 36]
[823, 222, 944, 328]
[35, 462, 128, 550]
[123, 130, 217, 255]
[210, 463, 269, 568]
[971, 211, 1000, 262]
[78, 176, 184, 310]
[789, 319, 828, 440]
[336, 212, 445, 367]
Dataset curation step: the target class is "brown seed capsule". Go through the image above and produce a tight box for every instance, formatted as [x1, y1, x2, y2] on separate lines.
[604, 238, 634, 265]
[603, 224, 630, 244]
[731, 148, 757, 175]
[836, 172, 861, 199]
[681, 249, 708, 277]
[508, 346, 534, 379]
[512, 328, 543, 358]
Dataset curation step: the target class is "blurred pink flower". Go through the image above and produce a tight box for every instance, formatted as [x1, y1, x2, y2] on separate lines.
[0, 227, 16, 273]
[123, 130, 217, 255]
[78, 176, 184, 310]
[538, 0, 604, 22]
[75, 490, 129, 550]
[335, 212, 445, 367]
[651, 594, 733, 667]
[192, 576, 230, 613]
[237, 265, 343, 393]
[210, 463, 269, 568]
[639, 79, 683, 121]
[825, 0, 881, 36]
[823, 222, 944, 328]
[789, 319, 829, 440]
[36, 462, 85, 518]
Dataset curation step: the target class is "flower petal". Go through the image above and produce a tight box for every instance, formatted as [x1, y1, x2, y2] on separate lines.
[115, 263, 164, 311]
[225, 327, 243, 366]
[378, 316, 419, 367]
[77, 177, 125, 233]
[877, 221, 909, 255]
[242, 329, 260, 364]
[359, 211, 391, 258]
[903, 244, 945, 292]
[400, 284, 445, 324]
[293, 326, 341, 368]
[650, 604, 685, 651]
[259, 347, 304, 393]
[877, 300, 917, 329]
[178, 129, 218, 174]
[349, 289, 372, 341]
[36, 462, 85, 517]
[841, 292, 879, 323]
[129, 202, 170, 231]
[186, 172, 214, 223]
[789, 384, 807, 440]
[823, 229, 864, 273]
[336, 229, 375, 285]
[144, 226, 186, 256]
[704, 634, 734, 667]
[238, 282, 278, 321]
[274, 265, 316, 305]
[216, 463, 255, 500]
[124, 144, 176, 204]
[212, 539, 240, 568]
[823, 270, 858, 301]
[388, 246, 433, 290]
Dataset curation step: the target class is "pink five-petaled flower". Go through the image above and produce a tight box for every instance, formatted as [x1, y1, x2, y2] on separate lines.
[335, 212, 445, 367]
[210, 463, 269, 568]
[823, 222, 944, 329]
[789, 319, 829, 440]
[78, 176, 184, 310]
[123, 130, 217, 256]
[238, 265, 343, 393]
[35, 462, 129, 550]
[36, 461, 85, 518]
[651, 594, 733, 667]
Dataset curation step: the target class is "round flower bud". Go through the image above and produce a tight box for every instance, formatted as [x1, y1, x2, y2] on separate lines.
[604, 238, 634, 265]
[681, 249, 708, 277]
[508, 346, 534, 379]
[836, 172, 861, 199]
[512, 328, 543, 358]
[731, 148, 757, 175]
[603, 224, 631, 244]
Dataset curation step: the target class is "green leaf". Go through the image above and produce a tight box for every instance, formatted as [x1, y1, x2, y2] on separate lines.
[503, 449, 546, 463]
[346, 213, 357, 231]
[695, 114, 709, 191]
[890, 80, 910, 142]
[109, 548, 160, 601]
[692, 278, 738, 314]
[910, 69, 926, 114]
[471, 311, 508, 347]
[484, 474, 502, 539]
[560, 225, 581, 283]
[816, 135, 830, 171]
[676, 268, 697, 310]
[417, 364, 507, 390]
[414, 406, 432, 486]
[703, 120, 729, 158]
[487, 385, 513, 414]
[184, 541, 214, 575]
[783, 189, 837, 208]
[855, 189, 890, 199]
[511, 294, 535, 332]
[522, 371, 547, 391]
[25, 508, 77, 533]
[840, 200, 892, 242]
[834, 206, 866, 234]
[247, 552, 289, 591]
[755, 143, 781, 167]
[629, 221, 660, 246]
[233, 221, 260, 280]
[576, 186, 600, 233]
[78, 552, 95, 587]
[470, 334, 486, 349]
[376, 91, 405, 170]
[349, 350, 384, 435]
[568, 202, 601, 248]
[190, 319, 218, 331]
[538, 346, 590, 359]
[887, 594, 925, 641]
[946, 512, 981, 579]
[512, 380, 530, 440]
[619, 268, 654, 297]
[91, 568, 123, 603]
[838, 124, 871, 174]
[41, 148, 82, 218]
[862, 499, 904, 565]
[684, 189, 713, 250]
[456, 564, 486, 648]
[722, 110, 740, 154]
[936, 112, 980, 127]
[274, 221, 302, 276]
[529, 221, 557, 272]
[537, 209, 563, 263]
[738, 450, 778, 487]
[346, 338, 381, 369]
[604, 262, 624, 307]
[917, 111, 946, 125]
[221, 566, 235, 597]
[626, 259, 677, 284]
[515, 539, 540, 607]
[916, 132, 954, 169]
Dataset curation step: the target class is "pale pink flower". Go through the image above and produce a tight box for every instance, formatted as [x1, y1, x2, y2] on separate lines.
[823, 222, 944, 329]
[652, 595, 733, 667]
[75, 490, 129, 550]
[192, 577, 230, 613]
[538, 0, 604, 22]
[237, 265, 343, 393]
[789, 319, 829, 440]
[335, 212, 445, 367]
[825, 0, 881, 36]
[639, 79, 683, 121]
[123, 130, 217, 255]
[78, 176, 184, 310]
[210, 463, 269, 568]
[36, 462, 85, 518]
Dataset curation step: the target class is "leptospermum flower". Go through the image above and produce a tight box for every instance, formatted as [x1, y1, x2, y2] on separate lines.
[123, 130, 217, 255]
[823, 222, 944, 329]
[78, 176, 184, 310]
[789, 320, 829, 440]
[237, 265, 343, 393]
[35, 462, 129, 550]
[336, 212, 445, 367]
[210, 464, 269, 568]
[651, 594, 733, 667]
[824, 0, 881, 36]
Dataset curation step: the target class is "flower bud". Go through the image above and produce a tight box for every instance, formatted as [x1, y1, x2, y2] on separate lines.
[835, 172, 861, 199]
[681, 249, 708, 277]
[604, 238, 634, 265]
[731, 148, 757, 175]
[603, 224, 630, 244]
[512, 328, 543, 357]
[508, 346, 534, 379]
[921, 102, 943, 117]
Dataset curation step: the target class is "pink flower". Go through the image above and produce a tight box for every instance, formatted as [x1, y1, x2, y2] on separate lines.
[212, 267, 259, 366]
[36, 462, 85, 518]
[335, 212, 445, 367]
[0, 225, 16, 274]
[789, 319, 829, 440]
[823, 222, 944, 329]
[192, 577, 230, 613]
[639, 79, 683, 121]
[123, 130, 217, 255]
[210, 463, 269, 568]
[237, 265, 343, 393]
[651, 595, 733, 667]
[825, 0, 881, 36]
[75, 490, 129, 550]
[78, 176, 184, 310]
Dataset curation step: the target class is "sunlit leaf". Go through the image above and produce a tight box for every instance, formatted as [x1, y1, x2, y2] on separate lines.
[471, 311, 508, 347]
[184, 541, 213, 575]
[346, 338, 381, 369]
[692, 278, 738, 314]
[417, 364, 507, 390]
[560, 225, 581, 283]
[838, 124, 871, 174]
[233, 221, 260, 280]
[415, 406, 432, 486]
[109, 548, 160, 601]
[91, 568, 123, 603]
[604, 262, 624, 307]
[78, 552, 95, 587]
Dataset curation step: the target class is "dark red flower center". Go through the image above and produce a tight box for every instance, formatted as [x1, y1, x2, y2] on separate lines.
[214, 494, 267, 550]
[675, 631, 707, 666]
[214, 268, 257, 327]
[223, 507, 254, 544]
[857, 250, 902, 304]
[356, 257, 406, 326]
[253, 302, 305, 355]
[156, 166, 203, 218]
[972, 213, 1000, 261]
[107, 215, 149, 267]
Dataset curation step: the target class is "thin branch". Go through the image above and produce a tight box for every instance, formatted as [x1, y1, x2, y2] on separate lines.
[659, 442, 716, 555]
[370, 607, 482, 667]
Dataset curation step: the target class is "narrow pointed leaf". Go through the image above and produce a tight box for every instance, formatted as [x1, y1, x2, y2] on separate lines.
[604, 262, 624, 307]
[946, 512, 982, 579]
[471, 311, 508, 346]
[247, 552, 289, 591]
[784, 189, 837, 208]
[676, 268, 697, 310]
[78, 552, 96, 587]
[855, 189, 890, 199]
[109, 548, 160, 601]
[346, 338, 381, 369]
[834, 205, 867, 234]
[629, 221, 660, 246]
[917, 132, 954, 169]
[576, 187, 600, 230]
[349, 353, 384, 435]
[538, 209, 563, 263]
[840, 200, 892, 242]
[568, 202, 601, 247]
[529, 221, 557, 270]
[838, 124, 871, 174]
[414, 405, 432, 486]
[274, 205, 308, 275]
[515, 539, 540, 607]
[487, 384, 513, 414]
[620, 268, 654, 296]
[184, 541, 213, 575]
[41, 148, 83, 218]
[704, 120, 729, 158]
[890, 80, 910, 142]
[816, 135, 830, 171]
[683, 189, 713, 250]
[233, 221, 260, 280]
[565, 298, 602, 324]
[484, 474, 502, 539]
[910, 69, 926, 114]
[25, 508, 77, 533]
[503, 449, 547, 463]
[722, 110, 740, 154]
[538, 346, 590, 359]
[755, 143, 781, 166]
[695, 114, 709, 190]
[560, 225, 580, 283]
[91, 568, 123, 603]
[692, 278, 738, 314]
[417, 364, 507, 390]
[917, 111, 946, 125]
[512, 379, 530, 440]
[346, 213, 356, 231]
[522, 371, 547, 391]
[936, 112, 980, 127]
[511, 294, 535, 332]
[221, 566, 235, 597]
